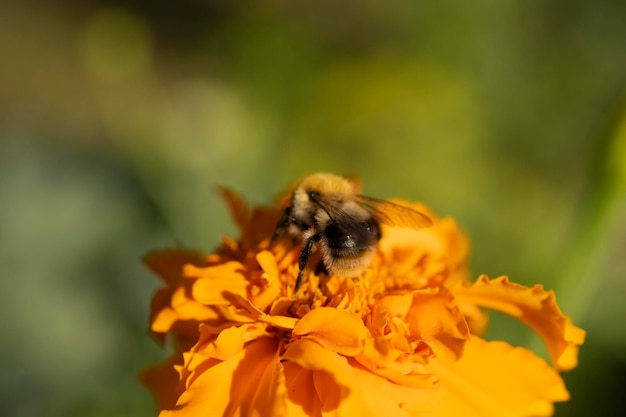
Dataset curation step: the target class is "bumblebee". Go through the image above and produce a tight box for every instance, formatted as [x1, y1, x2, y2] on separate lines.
[271, 173, 432, 297]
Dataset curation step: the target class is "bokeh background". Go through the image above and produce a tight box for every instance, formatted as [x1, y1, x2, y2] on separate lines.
[1, 1, 625, 416]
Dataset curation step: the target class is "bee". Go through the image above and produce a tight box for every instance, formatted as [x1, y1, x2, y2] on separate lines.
[271, 173, 432, 298]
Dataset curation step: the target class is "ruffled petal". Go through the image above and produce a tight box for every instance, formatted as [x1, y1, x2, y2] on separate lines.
[425, 337, 569, 417]
[282, 339, 435, 417]
[452, 275, 586, 370]
[292, 307, 370, 356]
[355, 337, 438, 389]
[377, 203, 471, 288]
[371, 287, 469, 361]
[405, 287, 470, 361]
[162, 337, 284, 417]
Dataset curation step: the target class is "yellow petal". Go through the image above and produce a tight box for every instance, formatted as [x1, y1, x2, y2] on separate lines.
[426, 336, 569, 417]
[161, 338, 285, 417]
[282, 339, 435, 417]
[453, 275, 586, 370]
[292, 307, 370, 356]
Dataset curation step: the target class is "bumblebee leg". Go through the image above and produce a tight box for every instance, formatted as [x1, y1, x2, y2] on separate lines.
[270, 207, 291, 246]
[293, 233, 320, 300]
[270, 207, 310, 247]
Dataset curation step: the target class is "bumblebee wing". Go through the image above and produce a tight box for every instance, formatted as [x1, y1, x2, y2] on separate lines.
[356, 195, 432, 229]
[311, 193, 373, 231]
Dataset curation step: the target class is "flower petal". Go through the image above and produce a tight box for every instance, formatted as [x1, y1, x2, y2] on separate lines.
[188, 261, 249, 305]
[218, 187, 250, 232]
[356, 337, 438, 389]
[282, 339, 436, 417]
[372, 287, 469, 362]
[218, 187, 282, 248]
[142, 354, 185, 412]
[405, 287, 470, 361]
[292, 307, 370, 356]
[144, 249, 222, 345]
[251, 250, 283, 311]
[425, 336, 569, 417]
[229, 293, 297, 330]
[282, 363, 323, 417]
[198, 323, 271, 362]
[453, 275, 586, 370]
[162, 337, 285, 417]
[378, 204, 470, 288]
[150, 286, 222, 347]
[143, 248, 206, 285]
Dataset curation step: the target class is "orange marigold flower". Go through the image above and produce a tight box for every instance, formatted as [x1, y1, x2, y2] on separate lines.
[142, 185, 585, 417]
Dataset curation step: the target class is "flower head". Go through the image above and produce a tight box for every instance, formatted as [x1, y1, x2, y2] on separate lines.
[143, 185, 585, 417]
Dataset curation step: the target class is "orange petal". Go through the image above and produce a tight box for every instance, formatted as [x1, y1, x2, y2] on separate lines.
[453, 275, 586, 370]
[141, 353, 185, 412]
[251, 250, 283, 311]
[151, 287, 221, 335]
[188, 261, 249, 305]
[405, 287, 470, 361]
[356, 337, 438, 389]
[218, 187, 281, 247]
[256, 250, 279, 278]
[282, 363, 323, 417]
[143, 248, 206, 285]
[426, 336, 569, 417]
[217, 187, 249, 232]
[373, 287, 469, 361]
[282, 339, 435, 417]
[282, 339, 363, 416]
[198, 323, 270, 362]
[145, 248, 213, 345]
[378, 207, 470, 288]
[292, 307, 370, 356]
[161, 338, 285, 417]
[228, 293, 297, 330]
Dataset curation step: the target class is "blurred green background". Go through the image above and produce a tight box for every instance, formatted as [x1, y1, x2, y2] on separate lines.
[1, 0, 625, 416]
